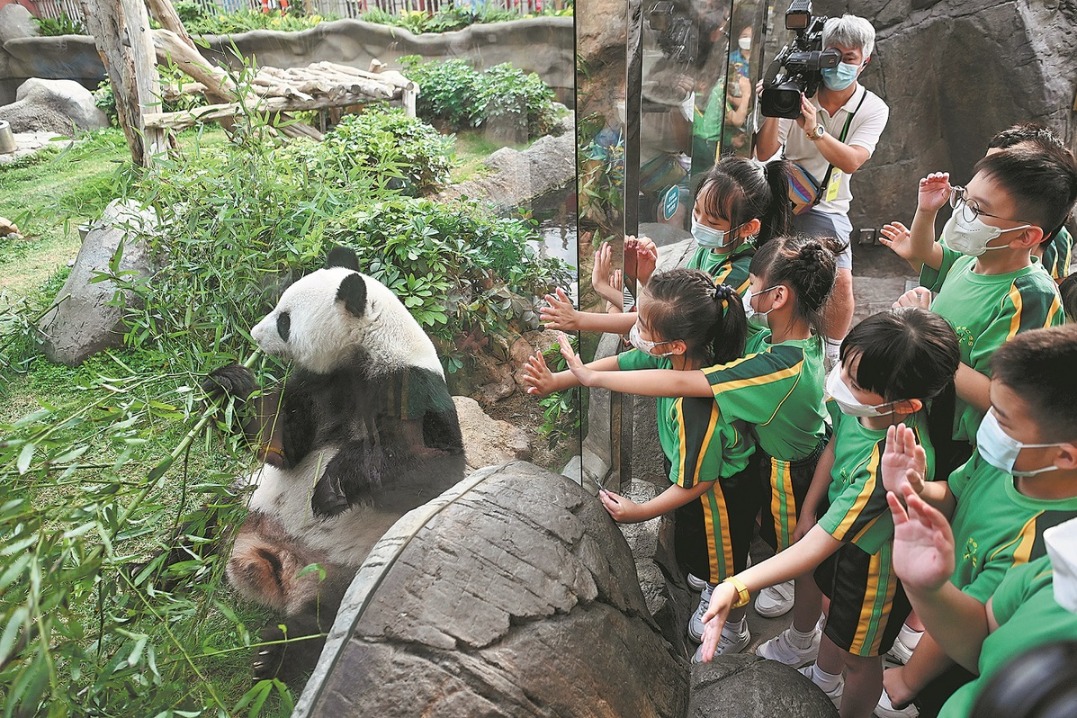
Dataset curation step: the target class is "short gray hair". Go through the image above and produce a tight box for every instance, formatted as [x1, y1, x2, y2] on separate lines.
[823, 15, 876, 59]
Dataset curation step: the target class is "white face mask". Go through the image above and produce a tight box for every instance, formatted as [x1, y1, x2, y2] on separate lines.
[738, 37, 751, 52]
[742, 286, 778, 330]
[825, 363, 897, 418]
[975, 411, 1062, 477]
[942, 212, 1031, 257]
[628, 323, 675, 357]
[1045, 518, 1077, 613]
[691, 218, 735, 249]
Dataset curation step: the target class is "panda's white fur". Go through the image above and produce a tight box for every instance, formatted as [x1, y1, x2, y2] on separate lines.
[251, 266, 443, 377]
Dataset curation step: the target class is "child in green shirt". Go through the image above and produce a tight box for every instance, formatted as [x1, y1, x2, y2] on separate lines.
[691, 308, 959, 718]
[523, 269, 759, 655]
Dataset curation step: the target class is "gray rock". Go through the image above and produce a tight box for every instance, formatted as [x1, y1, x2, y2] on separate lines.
[297, 461, 689, 718]
[0, 4, 37, 44]
[689, 653, 839, 717]
[434, 123, 575, 211]
[452, 395, 532, 472]
[0, 78, 108, 134]
[38, 199, 157, 366]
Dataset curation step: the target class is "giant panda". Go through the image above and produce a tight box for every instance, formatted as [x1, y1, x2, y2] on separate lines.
[206, 246, 466, 685]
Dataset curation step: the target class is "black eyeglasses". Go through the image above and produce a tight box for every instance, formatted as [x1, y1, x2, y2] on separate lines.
[948, 186, 1015, 223]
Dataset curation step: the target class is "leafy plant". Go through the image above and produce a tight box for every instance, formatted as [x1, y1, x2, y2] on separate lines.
[321, 196, 571, 370]
[537, 335, 583, 448]
[33, 12, 85, 36]
[285, 108, 454, 195]
[400, 57, 559, 137]
[183, 8, 330, 34]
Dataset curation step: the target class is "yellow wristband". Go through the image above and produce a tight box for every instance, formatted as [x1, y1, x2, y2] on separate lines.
[723, 576, 750, 609]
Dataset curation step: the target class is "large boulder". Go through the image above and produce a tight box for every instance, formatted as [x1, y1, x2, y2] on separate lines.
[0, 4, 37, 44]
[451, 396, 532, 471]
[0, 78, 108, 134]
[297, 461, 689, 718]
[38, 200, 157, 366]
[689, 654, 839, 717]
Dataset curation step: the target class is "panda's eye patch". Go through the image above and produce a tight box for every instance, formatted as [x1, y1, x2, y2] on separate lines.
[276, 312, 291, 343]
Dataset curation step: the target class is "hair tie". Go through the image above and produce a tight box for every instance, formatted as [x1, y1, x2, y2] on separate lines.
[713, 283, 736, 304]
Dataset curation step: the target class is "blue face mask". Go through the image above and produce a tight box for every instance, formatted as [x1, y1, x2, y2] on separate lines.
[692, 218, 734, 249]
[821, 61, 860, 91]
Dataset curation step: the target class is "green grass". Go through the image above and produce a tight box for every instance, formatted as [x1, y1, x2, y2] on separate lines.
[450, 128, 530, 183]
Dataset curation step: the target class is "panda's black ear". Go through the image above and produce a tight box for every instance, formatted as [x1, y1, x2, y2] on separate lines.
[337, 273, 367, 318]
[326, 246, 360, 272]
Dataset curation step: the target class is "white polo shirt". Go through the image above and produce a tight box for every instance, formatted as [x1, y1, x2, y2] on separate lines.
[776, 84, 889, 216]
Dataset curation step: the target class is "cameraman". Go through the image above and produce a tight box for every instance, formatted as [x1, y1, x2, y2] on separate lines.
[754, 14, 889, 366]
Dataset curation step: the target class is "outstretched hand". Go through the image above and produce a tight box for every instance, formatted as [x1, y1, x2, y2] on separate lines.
[879, 221, 915, 263]
[697, 581, 738, 662]
[888, 484, 955, 594]
[539, 288, 579, 331]
[591, 242, 625, 309]
[917, 172, 953, 214]
[881, 424, 928, 498]
[556, 331, 595, 387]
[893, 287, 932, 310]
[522, 351, 556, 397]
[625, 235, 658, 288]
[598, 488, 644, 522]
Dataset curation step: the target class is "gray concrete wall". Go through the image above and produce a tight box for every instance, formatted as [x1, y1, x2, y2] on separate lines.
[0, 17, 573, 106]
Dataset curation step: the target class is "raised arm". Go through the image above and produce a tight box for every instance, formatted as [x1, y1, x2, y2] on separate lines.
[887, 486, 989, 672]
[556, 333, 712, 398]
[905, 173, 951, 272]
[540, 287, 637, 334]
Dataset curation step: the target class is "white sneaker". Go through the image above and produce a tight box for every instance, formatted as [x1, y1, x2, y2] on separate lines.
[887, 629, 922, 665]
[687, 582, 714, 643]
[755, 625, 821, 667]
[876, 687, 919, 718]
[690, 620, 751, 663]
[798, 664, 843, 709]
[687, 573, 709, 591]
[754, 580, 794, 618]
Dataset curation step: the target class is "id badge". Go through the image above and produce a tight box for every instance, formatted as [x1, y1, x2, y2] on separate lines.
[826, 169, 842, 202]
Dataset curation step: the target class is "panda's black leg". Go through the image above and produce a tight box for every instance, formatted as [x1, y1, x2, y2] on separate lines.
[253, 614, 327, 688]
[310, 441, 380, 518]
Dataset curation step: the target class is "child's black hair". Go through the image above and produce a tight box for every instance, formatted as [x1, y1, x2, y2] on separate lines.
[645, 269, 747, 365]
[840, 308, 960, 402]
[1060, 272, 1077, 322]
[748, 234, 844, 337]
[972, 148, 1077, 244]
[991, 324, 1077, 442]
[695, 156, 794, 248]
[988, 123, 1067, 153]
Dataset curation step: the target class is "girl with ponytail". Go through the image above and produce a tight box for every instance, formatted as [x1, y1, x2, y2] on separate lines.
[523, 269, 759, 655]
[542, 156, 794, 335]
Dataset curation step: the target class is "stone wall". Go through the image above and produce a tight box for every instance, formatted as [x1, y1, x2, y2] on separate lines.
[0, 17, 573, 105]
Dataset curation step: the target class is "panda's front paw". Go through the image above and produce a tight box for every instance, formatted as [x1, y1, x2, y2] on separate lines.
[202, 364, 258, 401]
[252, 620, 326, 687]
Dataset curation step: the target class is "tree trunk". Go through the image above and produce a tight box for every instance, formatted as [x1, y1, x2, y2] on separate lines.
[79, 0, 167, 166]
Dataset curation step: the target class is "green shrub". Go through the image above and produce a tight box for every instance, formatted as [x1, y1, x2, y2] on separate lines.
[360, 4, 561, 33]
[184, 8, 331, 34]
[400, 57, 558, 136]
[33, 12, 85, 36]
[286, 108, 454, 196]
[322, 196, 571, 371]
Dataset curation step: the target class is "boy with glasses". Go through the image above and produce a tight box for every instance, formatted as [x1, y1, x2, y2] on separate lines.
[877, 148, 1077, 717]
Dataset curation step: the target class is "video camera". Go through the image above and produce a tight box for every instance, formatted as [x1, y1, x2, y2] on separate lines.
[760, 0, 840, 119]
[646, 0, 700, 66]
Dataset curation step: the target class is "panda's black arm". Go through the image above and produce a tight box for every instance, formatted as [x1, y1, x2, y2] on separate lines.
[310, 440, 382, 518]
[202, 365, 289, 465]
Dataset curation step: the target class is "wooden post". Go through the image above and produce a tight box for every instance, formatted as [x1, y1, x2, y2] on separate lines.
[80, 0, 168, 167]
